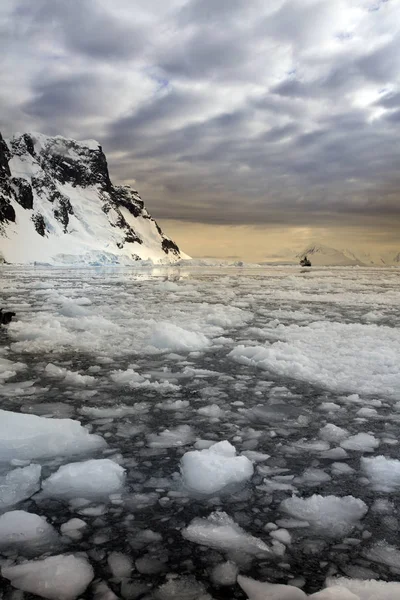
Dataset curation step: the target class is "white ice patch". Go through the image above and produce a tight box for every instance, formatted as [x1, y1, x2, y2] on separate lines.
[197, 404, 224, 418]
[0, 410, 105, 461]
[45, 363, 96, 386]
[147, 425, 194, 448]
[180, 440, 253, 495]
[211, 561, 239, 586]
[2, 554, 94, 600]
[362, 541, 400, 572]
[281, 494, 368, 538]
[319, 424, 349, 443]
[0, 464, 41, 511]
[238, 575, 306, 600]
[150, 322, 211, 352]
[41, 459, 125, 500]
[340, 433, 379, 452]
[107, 551, 133, 579]
[110, 368, 180, 392]
[0, 357, 26, 381]
[229, 321, 400, 398]
[182, 511, 272, 556]
[60, 518, 87, 540]
[0, 510, 60, 555]
[362, 456, 400, 492]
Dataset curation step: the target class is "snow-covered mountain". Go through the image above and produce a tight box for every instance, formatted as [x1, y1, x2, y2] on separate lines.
[296, 244, 364, 266]
[296, 244, 400, 267]
[0, 132, 189, 265]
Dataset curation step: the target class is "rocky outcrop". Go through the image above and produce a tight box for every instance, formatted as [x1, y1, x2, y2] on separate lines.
[0, 132, 187, 264]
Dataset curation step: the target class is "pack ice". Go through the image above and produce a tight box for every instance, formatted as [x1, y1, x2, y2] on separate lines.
[180, 440, 254, 494]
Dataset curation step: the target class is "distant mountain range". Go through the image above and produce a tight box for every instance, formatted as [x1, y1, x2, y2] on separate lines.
[272, 244, 399, 267]
[0, 132, 189, 265]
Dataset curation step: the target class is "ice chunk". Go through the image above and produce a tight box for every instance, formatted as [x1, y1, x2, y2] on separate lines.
[60, 518, 87, 540]
[197, 404, 224, 418]
[325, 576, 400, 599]
[181, 440, 254, 495]
[362, 456, 400, 492]
[41, 459, 125, 500]
[281, 494, 368, 538]
[2, 554, 94, 600]
[154, 576, 211, 600]
[211, 561, 239, 586]
[309, 588, 359, 599]
[182, 511, 272, 556]
[107, 551, 133, 578]
[0, 409, 105, 461]
[238, 575, 306, 599]
[340, 433, 379, 452]
[363, 541, 400, 571]
[0, 510, 60, 556]
[151, 322, 211, 352]
[0, 464, 41, 510]
[319, 424, 349, 443]
[147, 424, 194, 448]
[45, 363, 95, 386]
[270, 528, 292, 545]
[229, 321, 400, 398]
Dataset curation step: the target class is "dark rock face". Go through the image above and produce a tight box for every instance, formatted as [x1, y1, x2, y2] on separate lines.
[32, 213, 47, 237]
[12, 177, 34, 210]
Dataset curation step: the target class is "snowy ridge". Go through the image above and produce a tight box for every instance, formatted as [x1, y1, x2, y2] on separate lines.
[296, 244, 399, 267]
[0, 132, 188, 265]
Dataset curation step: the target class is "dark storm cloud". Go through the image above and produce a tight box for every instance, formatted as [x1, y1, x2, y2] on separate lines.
[24, 75, 101, 118]
[1, 0, 400, 233]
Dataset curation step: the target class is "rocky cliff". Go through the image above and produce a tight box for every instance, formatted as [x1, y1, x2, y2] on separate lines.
[0, 132, 188, 265]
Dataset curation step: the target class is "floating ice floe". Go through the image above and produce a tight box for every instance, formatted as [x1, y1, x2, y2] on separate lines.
[181, 440, 254, 495]
[0, 409, 105, 461]
[362, 456, 400, 491]
[280, 494, 368, 537]
[147, 424, 195, 448]
[2, 554, 94, 600]
[150, 322, 211, 352]
[238, 574, 400, 599]
[0, 510, 60, 556]
[41, 459, 125, 500]
[44, 363, 96, 386]
[107, 551, 133, 579]
[0, 464, 41, 511]
[340, 433, 379, 452]
[229, 321, 400, 398]
[182, 511, 272, 556]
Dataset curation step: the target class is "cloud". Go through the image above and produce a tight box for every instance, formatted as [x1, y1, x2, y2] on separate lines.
[0, 0, 399, 238]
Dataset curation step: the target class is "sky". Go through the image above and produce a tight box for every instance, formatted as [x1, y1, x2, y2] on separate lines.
[1, 0, 400, 260]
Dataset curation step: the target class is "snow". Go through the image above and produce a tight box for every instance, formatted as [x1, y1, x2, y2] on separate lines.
[2, 132, 186, 265]
[2, 554, 94, 600]
[281, 495, 368, 537]
[182, 511, 272, 556]
[0, 409, 105, 460]
[41, 459, 126, 500]
[180, 440, 254, 495]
